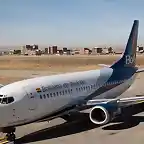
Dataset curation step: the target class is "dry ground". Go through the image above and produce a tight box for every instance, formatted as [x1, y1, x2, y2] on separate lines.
[0, 54, 143, 84]
[0, 54, 144, 70]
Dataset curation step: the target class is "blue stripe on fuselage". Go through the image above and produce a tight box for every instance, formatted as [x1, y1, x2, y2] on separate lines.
[85, 67, 137, 101]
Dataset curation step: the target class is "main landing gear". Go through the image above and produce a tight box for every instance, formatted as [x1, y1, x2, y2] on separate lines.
[1, 127, 16, 142]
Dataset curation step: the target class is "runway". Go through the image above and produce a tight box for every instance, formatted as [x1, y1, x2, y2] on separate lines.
[1, 71, 144, 144]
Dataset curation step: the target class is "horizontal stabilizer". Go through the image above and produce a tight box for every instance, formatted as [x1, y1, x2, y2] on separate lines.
[98, 64, 110, 67]
[136, 68, 144, 73]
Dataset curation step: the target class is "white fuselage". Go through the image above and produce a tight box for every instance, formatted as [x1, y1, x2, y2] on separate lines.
[0, 68, 136, 128]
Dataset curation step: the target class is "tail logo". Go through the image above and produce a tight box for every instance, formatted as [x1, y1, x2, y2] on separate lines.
[125, 55, 135, 65]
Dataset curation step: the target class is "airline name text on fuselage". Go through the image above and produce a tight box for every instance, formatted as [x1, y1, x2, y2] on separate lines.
[41, 80, 86, 92]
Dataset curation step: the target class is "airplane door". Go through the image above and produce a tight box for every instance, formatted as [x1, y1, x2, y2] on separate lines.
[24, 86, 37, 111]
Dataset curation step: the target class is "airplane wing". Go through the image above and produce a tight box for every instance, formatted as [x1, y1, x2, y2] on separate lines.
[86, 96, 144, 107]
[36, 96, 144, 123]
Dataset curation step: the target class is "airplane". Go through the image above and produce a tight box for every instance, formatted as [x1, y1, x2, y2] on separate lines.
[0, 20, 144, 142]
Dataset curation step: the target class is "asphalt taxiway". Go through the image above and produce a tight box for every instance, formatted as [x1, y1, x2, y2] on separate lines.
[1, 72, 144, 144]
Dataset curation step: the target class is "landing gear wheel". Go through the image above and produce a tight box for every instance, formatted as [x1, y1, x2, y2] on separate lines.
[6, 132, 16, 142]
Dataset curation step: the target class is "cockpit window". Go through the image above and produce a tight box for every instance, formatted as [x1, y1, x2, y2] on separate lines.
[0, 97, 14, 104]
[7, 97, 14, 103]
[1, 98, 7, 104]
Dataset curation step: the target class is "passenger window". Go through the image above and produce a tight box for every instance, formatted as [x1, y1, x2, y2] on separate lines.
[53, 93, 56, 97]
[64, 90, 66, 94]
[68, 89, 70, 93]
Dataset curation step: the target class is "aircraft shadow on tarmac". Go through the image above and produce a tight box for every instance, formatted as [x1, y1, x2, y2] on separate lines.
[16, 102, 144, 144]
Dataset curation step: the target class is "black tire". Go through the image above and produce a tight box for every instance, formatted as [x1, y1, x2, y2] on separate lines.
[11, 133, 16, 141]
[6, 133, 15, 141]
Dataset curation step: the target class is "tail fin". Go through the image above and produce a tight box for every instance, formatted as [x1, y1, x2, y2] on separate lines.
[111, 20, 139, 69]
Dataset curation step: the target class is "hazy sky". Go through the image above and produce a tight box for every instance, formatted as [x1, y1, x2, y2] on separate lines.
[0, 0, 144, 48]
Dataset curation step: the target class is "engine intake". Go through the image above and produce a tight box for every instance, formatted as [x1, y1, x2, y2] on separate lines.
[89, 105, 120, 125]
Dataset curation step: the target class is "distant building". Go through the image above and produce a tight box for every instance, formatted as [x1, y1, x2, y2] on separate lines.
[67, 50, 71, 55]
[108, 47, 113, 54]
[63, 47, 67, 52]
[96, 47, 103, 54]
[102, 48, 109, 54]
[58, 50, 63, 55]
[91, 47, 98, 55]
[52, 45, 57, 54]
[35, 49, 41, 56]
[21, 46, 27, 55]
[83, 48, 91, 55]
[32, 44, 38, 50]
[79, 48, 84, 55]
[44, 48, 48, 54]
[21, 44, 39, 55]
[48, 47, 52, 54]
[9, 50, 14, 55]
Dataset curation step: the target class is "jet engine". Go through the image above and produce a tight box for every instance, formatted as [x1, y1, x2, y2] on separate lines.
[89, 104, 121, 125]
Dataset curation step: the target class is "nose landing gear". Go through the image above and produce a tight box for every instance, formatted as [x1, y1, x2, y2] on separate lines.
[1, 127, 16, 143]
[5, 132, 16, 142]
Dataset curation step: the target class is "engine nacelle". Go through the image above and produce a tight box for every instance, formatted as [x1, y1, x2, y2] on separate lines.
[89, 105, 121, 125]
